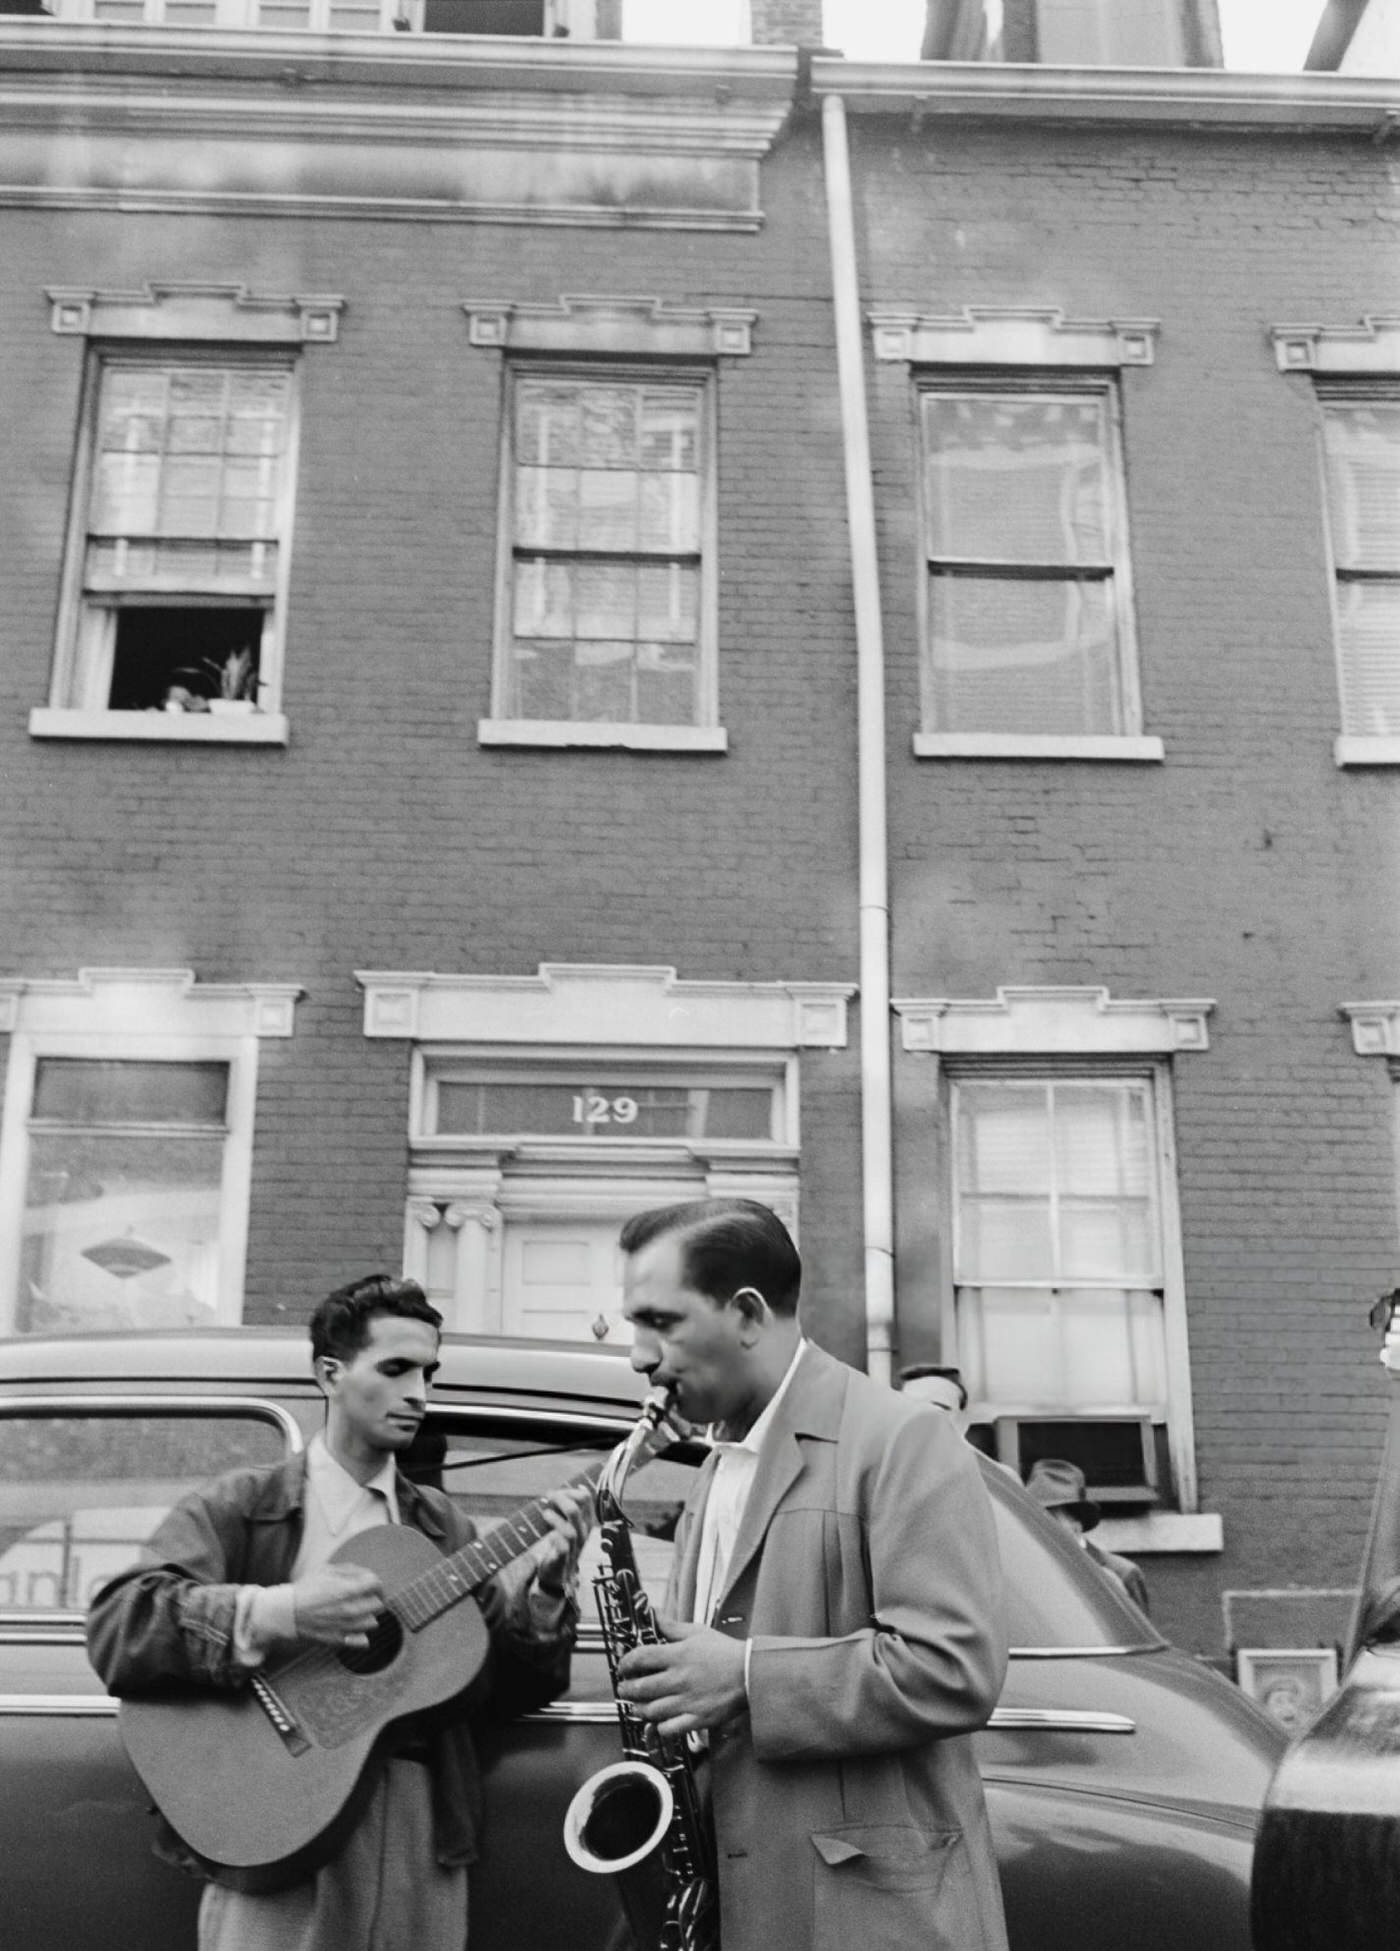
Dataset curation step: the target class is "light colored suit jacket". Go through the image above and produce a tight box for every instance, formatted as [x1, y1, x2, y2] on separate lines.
[668, 1340, 1009, 1951]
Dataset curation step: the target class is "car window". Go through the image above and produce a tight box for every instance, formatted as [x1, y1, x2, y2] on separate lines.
[984, 1464, 1161, 1649]
[0, 1408, 289, 1616]
[409, 1412, 705, 1611]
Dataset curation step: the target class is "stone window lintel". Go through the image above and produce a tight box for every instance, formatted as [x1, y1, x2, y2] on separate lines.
[48, 282, 345, 344]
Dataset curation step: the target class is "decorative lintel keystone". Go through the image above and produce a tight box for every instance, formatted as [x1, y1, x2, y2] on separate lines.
[1343, 1003, 1400, 1058]
[357, 963, 851, 1049]
[869, 306, 1159, 369]
[464, 295, 757, 359]
[0, 967, 303, 1038]
[1272, 318, 1400, 374]
[893, 986, 1213, 1056]
[47, 283, 345, 344]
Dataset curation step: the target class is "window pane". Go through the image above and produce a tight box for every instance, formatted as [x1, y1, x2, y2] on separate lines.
[636, 643, 699, 723]
[21, 1131, 224, 1335]
[434, 1079, 775, 1140]
[957, 1084, 1052, 1193]
[0, 1413, 288, 1615]
[960, 1200, 1054, 1281]
[574, 562, 637, 640]
[1325, 401, 1400, 572]
[923, 394, 1112, 564]
[32, 1058, 228, 1125]
[928, 572, 1121, 735]
[957, 1285, 1165, 1410]
[574, 641, 635, 720]
[89, 363, 290, 551]
[637, 564, 699, 644]
[1336, 581, 1400, 735]
[513, 559, 572, 639]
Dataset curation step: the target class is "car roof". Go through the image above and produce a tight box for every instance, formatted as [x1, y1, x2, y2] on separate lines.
[0, 1327, 652, 1412]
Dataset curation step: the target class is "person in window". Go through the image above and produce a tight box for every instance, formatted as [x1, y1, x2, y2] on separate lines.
[1023, 1457, 1151, 1615]
[86, 1273, 591, 1951]
[613, 1197, 1010, 1951]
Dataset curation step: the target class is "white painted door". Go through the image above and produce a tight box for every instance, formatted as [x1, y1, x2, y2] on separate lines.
[501, 1218, 628, 1343]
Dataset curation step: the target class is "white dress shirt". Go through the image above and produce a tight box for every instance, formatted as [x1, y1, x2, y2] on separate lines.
[691, 1338, 805, 1630]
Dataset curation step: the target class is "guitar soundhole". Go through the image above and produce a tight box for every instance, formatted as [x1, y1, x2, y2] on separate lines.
[338, 1609, 404, 1676]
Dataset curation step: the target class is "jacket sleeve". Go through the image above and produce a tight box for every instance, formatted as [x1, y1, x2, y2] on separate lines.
[86, 1478, 257, 1696]
[428, 1490, 576, 1724]
[745, 1410, 1007, 1762]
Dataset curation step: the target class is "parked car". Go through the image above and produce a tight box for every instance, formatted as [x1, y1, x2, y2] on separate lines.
[1, 1328, 1281, 1950]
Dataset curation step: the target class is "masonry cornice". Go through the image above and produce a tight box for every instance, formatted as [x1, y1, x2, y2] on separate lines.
[0, 25, 795, 228]
[812, 56, 1400, 134]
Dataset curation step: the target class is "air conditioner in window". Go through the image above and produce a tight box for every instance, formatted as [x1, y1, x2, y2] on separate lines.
[984, 1414, 1165, 1506]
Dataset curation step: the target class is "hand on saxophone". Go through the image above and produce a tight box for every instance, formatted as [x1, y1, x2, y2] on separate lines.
[616, 1616, 747, 1738]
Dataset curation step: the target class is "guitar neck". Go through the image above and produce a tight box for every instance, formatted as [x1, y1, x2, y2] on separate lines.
[394, 1461, 603, 1631]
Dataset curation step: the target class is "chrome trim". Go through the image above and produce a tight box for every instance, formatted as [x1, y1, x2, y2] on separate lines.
[0, 1393, 305, 1449]
[989, 1708, 1135, 1735]
[0, 1622, 86, 1640]
[0, 1694, 118, 1716]
[525, 1702, 1135, 1734]
[423, 1405, 643, 1438]
[1009, 1644, 1157, 1659]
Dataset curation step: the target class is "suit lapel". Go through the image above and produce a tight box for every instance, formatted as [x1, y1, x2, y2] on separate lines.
[713, 1342, 844, 1615]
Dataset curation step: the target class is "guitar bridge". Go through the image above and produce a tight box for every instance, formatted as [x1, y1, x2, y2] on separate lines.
[250, 1672, 311, 1756]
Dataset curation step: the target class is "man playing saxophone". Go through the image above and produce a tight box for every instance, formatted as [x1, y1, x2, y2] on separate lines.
[612, 1198, 1010, 1951]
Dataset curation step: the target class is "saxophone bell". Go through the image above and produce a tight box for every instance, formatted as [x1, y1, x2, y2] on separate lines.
[562, 1758, 675, 1875]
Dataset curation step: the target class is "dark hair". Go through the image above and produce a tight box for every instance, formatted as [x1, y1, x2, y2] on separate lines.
[309, 1274, 442, 1364]
[899, 1363, 969, 1410]
[618, 1197, 801, 1316]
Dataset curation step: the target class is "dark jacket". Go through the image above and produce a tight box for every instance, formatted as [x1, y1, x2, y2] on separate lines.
[86, 1449, 574, 1875]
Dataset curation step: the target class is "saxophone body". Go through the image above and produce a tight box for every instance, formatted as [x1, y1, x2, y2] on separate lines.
[563, 1395, 720, 1951]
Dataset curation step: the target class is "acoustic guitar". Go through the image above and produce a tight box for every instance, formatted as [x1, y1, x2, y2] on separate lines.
[118, 1446, 633, 1894]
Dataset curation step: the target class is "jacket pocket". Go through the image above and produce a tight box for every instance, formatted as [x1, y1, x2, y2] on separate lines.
[810, 1823, 966, 1951]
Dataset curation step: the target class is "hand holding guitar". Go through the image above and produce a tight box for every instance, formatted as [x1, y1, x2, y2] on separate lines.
[290, 1563, 386, 1651]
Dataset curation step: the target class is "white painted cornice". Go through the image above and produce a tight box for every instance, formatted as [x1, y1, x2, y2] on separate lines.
[0, 968, 303, 1038]
[1343, 1003, 1400, 1057]
[869, 306, 1158, 368]
[465, 295, 757, 359]
[1272, 317, 1400, 374]
[357, 964, 854, 1050]
[893, 985, 1213, 1055]
[812, 56, 1400, 134]
[0, 25, 795, 229]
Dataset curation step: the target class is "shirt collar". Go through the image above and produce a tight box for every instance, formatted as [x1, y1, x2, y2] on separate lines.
[307, 1431, 400, 1530]
[713, 1335, 806, 1456]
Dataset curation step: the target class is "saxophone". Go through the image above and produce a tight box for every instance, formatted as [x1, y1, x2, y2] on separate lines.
[562, 1392, 720, 1951]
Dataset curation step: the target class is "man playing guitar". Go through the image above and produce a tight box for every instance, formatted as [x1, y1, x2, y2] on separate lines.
[87, 1273, 592, 1951]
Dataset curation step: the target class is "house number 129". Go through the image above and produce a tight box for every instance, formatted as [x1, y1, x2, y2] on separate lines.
[573, 1093, 639, 1125]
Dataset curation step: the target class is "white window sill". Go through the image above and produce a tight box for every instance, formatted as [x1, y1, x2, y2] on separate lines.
[478, 719, 727, 753]
[914, 733, 1165, 762]
[1095, 1512, 1223, 1554]
[29, 708, 290, 746]
[1336, 735, 1400, 767]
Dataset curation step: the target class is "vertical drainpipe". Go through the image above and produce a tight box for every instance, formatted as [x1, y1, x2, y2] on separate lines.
[821, 90, 895, 1387]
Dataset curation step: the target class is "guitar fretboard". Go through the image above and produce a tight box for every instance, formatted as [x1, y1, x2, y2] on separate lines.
[391, 1462, 604, 1632]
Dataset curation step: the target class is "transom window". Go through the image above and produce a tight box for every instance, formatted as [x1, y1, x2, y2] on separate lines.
[919, 383, 1139, 737]
[1319, 390, 1400, 737]
[19, 1059, 231, 1336]
[951, 1074, 1173, 1496]
[496, 371, 714, 729]
[427, 1069, 779, 1144]
[60, 355, 296, 717]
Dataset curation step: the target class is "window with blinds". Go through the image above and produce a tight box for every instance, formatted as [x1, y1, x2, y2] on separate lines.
[951, 1076, 1170, 1432]
[918, 382, 1140, 737]
[1320, 392, 1400, 738]
[496, 371, 715, 729]
[63, 355, 297, 716]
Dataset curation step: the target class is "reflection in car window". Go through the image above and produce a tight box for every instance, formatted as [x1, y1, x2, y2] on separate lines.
[985, 1467, 1161, 1649]
[409, 1415, 705, 1612]
[0, 1411, 288, 1614]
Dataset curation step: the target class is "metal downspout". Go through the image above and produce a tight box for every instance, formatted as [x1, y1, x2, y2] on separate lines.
[821, 90, 895, 1386]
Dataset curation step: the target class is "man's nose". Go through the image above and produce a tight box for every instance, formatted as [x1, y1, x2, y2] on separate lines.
[628, 1333, 658, 1376]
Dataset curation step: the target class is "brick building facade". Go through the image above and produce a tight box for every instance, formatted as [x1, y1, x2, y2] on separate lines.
[1, 2, 1399, 1657]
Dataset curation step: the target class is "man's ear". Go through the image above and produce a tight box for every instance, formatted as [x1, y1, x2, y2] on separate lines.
[313, 1354, 341, 1396]
[730, 1287, 769, 1337]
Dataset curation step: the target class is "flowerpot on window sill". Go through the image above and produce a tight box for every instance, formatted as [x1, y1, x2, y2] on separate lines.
[207, 699, 258, 717]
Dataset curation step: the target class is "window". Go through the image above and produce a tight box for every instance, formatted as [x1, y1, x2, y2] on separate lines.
[63, 356, 294, 719]
[951, 1074, 1174, 1496]
[918, 382, 1140, 741]
[0, 967, 301, 1332]
[495, 371, 713, 735]
[0, 1407, 290, 1617]
[1318, 390, 1400, 738]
